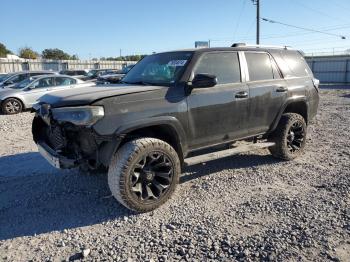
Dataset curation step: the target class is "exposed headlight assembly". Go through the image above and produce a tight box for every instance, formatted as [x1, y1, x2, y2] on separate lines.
[52, 106, 104, 126]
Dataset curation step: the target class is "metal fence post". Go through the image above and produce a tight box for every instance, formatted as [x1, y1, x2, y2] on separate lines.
[345, 59, 349, 84]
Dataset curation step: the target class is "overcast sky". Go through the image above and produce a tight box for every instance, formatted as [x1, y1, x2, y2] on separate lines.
[1, 0, 350, 58]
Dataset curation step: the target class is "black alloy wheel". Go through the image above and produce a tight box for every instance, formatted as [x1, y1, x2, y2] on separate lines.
[286, 120, 305, 153]
[130, 151, 174, 201]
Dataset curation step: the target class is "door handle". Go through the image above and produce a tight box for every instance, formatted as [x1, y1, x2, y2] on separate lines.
[276, 86, 288, 92]
[235, 91, 248, 98]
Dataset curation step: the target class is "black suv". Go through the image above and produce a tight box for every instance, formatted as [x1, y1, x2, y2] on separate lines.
[32, 44, 319, 212]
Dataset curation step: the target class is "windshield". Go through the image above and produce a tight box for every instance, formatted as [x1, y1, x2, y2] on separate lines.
[122, 51, 193, 85]
[11, 77, 35, 89]
[0, 73, 15, 83]
[87, 70, 98, 77]
[0, 74, 9, 82]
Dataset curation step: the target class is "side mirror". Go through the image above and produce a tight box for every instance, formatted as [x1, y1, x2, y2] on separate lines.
[191, 74, 217, 88]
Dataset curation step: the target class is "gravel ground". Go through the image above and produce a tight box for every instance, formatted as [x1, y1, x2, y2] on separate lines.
[0, 89, 349, 261]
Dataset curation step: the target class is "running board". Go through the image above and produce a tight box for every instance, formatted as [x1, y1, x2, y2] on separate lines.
[184, 142, 275, 166]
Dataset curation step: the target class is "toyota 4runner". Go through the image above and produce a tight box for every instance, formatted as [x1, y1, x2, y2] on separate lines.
[32, 44, 319, 212]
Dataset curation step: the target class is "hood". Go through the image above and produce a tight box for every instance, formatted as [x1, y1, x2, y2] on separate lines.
[38, 84, 165, 108]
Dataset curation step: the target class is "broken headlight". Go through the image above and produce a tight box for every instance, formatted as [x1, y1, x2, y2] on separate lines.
[52, 106, 104, 126]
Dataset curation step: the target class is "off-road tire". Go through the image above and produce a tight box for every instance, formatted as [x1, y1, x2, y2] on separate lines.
[108, 138, 181, 212]
[1, 98, 23, 114]
[269, 113, 307, 160]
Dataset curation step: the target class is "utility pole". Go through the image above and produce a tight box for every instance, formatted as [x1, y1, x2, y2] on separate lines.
[251, 0, 260, 44]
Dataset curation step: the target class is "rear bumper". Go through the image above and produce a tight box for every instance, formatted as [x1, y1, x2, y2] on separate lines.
[308, 90, 320, 122]
[37, 141, 77, 169]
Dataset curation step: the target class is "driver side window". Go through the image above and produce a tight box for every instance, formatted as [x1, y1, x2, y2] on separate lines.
[193, 52, 241, 85]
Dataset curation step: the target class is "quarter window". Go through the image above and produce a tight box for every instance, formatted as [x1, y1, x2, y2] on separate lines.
[194, 52, 241, 85]
[280, 51, 311, 77]
[245, 52, 274, 81]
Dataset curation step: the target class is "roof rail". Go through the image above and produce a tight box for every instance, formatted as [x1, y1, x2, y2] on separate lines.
[231, 43, 291, 49]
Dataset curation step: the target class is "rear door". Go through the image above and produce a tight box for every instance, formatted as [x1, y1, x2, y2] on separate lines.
[243, 51, 287, 135]
[187, 52, 250, 149]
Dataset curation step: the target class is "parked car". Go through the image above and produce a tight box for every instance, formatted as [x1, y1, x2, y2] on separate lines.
[32, 44, 319, 212]
[0, 71, 57, 88]
[0, 73, 9, 82]
[59, 69, 90, 79]
[96, 64, 135, 84]
[0, 75, 92, 114]
[84, 69, 117, 81]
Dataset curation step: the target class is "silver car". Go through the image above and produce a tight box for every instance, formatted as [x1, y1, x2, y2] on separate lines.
[0, 75, 92, 114]
[0, 70, 57, 88]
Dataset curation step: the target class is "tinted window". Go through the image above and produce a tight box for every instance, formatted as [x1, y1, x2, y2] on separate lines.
[30, 72, 47, 76]
[271, 59, 282, 79]
[281, 51, 312, 77]
[55, 77, 76, 86]
[76, 70, 87, 75]
[61, 71, 75, 76]
[194, 52, 241, 84]
[32, 77, 54, 88]
[245, 52, 274, 81]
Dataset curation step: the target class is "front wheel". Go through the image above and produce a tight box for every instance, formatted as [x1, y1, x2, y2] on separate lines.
[108, 138, 181, 212]
[2, 98, 23, 114]
[268, 113, 307, 160]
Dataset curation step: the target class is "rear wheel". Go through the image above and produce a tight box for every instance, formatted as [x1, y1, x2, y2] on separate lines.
[108, 138, 181, 212]
[269, 113, 307, 160]
[2, 98, 23, 114]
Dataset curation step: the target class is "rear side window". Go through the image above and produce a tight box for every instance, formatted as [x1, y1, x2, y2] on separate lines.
[280, 51, 312, 77]
[194, 52, 241, 84]
[245, 52, 274, 81]
[55, 77, 76, 86]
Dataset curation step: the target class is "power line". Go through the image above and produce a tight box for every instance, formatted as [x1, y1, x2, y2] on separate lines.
[288, 0, 348, 23]
[262, 17, 347, 39]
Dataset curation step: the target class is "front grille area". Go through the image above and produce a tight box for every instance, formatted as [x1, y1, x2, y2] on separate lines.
[47, 124, 66, 151]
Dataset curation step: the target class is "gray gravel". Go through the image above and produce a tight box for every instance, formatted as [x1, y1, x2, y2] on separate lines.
[0, 89, 349, 261]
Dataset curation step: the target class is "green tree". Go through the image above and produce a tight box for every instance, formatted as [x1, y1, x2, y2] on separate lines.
[42, 48, 72, 60]
[71, 54, 79, 60]
[19, 47, 38, 59]
[0, 42, 12, 58]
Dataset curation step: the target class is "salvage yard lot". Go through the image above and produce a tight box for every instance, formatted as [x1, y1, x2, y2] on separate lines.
[0, 89, 349, 261]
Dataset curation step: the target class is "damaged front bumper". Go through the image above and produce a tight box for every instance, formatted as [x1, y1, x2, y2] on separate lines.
[33, 104, 122, 170]
[37, 141, 77, 169]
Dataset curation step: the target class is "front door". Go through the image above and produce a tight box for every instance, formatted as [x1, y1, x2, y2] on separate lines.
[22, 77, 55, 106]
[187, 52, 250, 150]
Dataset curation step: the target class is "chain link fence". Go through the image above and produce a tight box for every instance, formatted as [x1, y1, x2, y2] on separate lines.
[0, 59, 136, 73]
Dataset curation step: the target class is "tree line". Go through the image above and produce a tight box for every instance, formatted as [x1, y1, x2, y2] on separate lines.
[0, 42, 146, 61]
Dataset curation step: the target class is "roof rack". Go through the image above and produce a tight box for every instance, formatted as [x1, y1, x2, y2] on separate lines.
[231, 43, 291, 49]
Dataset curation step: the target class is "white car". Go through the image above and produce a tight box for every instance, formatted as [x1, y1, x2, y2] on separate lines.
[0, 75, 94, 114]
